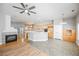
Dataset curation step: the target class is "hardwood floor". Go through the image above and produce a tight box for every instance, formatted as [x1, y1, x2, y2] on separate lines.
[1, 39, 79, 56]
[0, 39, 48, 56]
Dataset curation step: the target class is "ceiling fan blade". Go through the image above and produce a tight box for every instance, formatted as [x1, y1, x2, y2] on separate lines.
[27, 12, 30, 15]
[29, 11, 36, 14]
[20, 10, 25, 13]
[12, 6, 24, 10]
[26, 4, 28, 7]
[29, 6, 35, 10]
[20, 3, 25, 8]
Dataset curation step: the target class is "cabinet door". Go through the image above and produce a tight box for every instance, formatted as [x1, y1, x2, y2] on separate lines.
[63, 30, 76, 42]
[48, 32, 53, 39]
[48, 24, 53, 39]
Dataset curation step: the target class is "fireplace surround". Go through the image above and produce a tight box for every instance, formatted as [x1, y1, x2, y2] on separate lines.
[2, 32, 18, 44]
[5, 34, 17, 43]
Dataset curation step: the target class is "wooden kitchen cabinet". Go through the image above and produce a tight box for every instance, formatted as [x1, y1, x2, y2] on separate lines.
[48, 24, 53, 39]
[63, 29, 76, 42]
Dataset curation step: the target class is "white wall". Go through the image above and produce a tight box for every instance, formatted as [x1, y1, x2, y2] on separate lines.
[11, 21, 25, 33]
[5, 15, 11, 30]
[0, 4, 5, 44]
[63, 17, 76, 31]
[0, 14, 5, 45]
[0, 14, 17, 45]
[76, 15, 79, 45]
[77, 24, 79, 40]
[76, 23, 79, 45]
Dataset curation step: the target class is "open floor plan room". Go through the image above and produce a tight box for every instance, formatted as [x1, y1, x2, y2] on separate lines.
[0, 3, 79, 56]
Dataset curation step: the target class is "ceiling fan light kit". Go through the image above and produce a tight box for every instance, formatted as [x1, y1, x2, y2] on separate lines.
[12, 3, 36, 15]
[25, 10, 28, 13]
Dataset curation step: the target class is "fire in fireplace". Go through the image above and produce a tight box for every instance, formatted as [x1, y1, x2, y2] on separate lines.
[6, 34, 17, 43]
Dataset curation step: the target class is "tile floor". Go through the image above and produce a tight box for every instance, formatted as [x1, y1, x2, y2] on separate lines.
[30, 39, 79, 56]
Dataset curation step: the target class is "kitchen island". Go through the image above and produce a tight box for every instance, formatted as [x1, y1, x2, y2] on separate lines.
[29, 31, 48, 41]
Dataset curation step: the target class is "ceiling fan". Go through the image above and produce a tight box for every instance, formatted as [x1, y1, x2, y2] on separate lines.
[12, 3, 36, 15]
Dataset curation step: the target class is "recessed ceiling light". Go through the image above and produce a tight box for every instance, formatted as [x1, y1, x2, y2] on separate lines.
[72, 10, 75, 12]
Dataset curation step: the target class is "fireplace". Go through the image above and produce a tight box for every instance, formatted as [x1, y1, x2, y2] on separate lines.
[1, 15, 18, 44]
[6, 34, 17, 43]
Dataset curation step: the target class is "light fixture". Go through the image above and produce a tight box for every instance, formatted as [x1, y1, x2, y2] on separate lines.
[72, 10, 75, 12]
[61, 22, 67, 24]
[25, 10, 28, 13]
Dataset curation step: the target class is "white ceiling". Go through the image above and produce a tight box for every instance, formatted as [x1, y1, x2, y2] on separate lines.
[1, 3, 79, 23]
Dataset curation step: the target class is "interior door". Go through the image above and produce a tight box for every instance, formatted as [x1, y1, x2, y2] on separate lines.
[54, 24, 63, 40]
